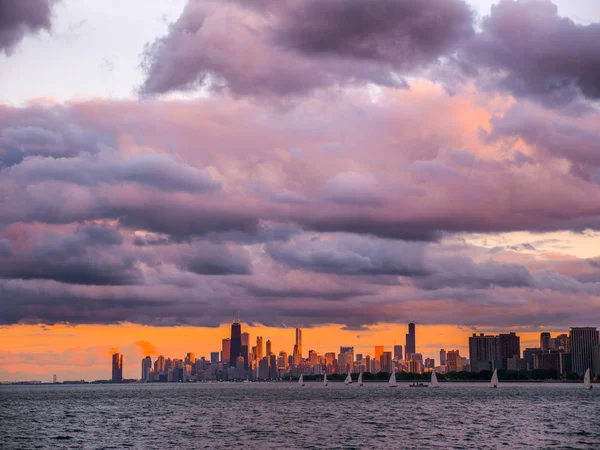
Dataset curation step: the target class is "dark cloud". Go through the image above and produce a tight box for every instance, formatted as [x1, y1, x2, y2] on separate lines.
[460, 0, 600, 108]
[0, 225, 141, 285]
[178, 243, 252, 275]
[139, 0, 473, 97]
[0, 0, 56, 55]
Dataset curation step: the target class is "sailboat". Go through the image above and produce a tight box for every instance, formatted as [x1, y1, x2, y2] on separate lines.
[358, 372, 363, 387]
[490, 368, 499, 388]
[324, 373, 328, 387]
[431, 370, 439, 388]
[299, 373, 305, 387]
[584, 368, 592, 389]
[389, 369, 398, 388]
[345, 372, 352, 385]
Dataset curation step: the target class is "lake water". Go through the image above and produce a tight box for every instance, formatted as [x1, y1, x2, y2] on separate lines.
[1, 382, 598, 449]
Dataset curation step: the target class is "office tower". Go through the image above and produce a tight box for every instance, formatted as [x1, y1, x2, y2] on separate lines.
[266, 339, 272, 357]
[185, 352, 195, 364]
[555, 334, 570, 353]
[523, 348, 543, 371]
[570, 327, 599, 376]
[365, 355, 371, 372]
[356, 354, 363, 362]
[374, 346, 384, 362]
[256, 336, 264, 360]
[112, 353, 123, 382]
[540, 332, 552, 354]
[446, 350, 463, 372]
[210, 352, 219, 364]
[469, 333, 501, 372]
[141, 356, 152, 381]
[278, 351, 288, 371]
[380, 351, 392, 373]
[424, 358, 435, 370]
[156, 355, 166, 374]
[309, 350, 319, 366]
[408, 359, 422, 374]
[340, 346, 354, 360]
[269, 354, 277, 378]
[534, 352, 560, 371]
[294, 328, 303, 360]
[440, 349, 447, 365]
[393, 345, 403, 360]
[405, 323, 416, 357]
[498, 332, 520, 370]
[221, 338, 231, 363]
[258, 356, 269, 380]
[230, 321, 242, 368]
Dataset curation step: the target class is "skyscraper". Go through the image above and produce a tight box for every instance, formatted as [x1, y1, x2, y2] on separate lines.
[241, 332, 250, 370]
[374, 346, 384, 362]
[229, 321, 242, 368]
[446, 350, 463, 372]
[295, 328, 302, 358]
[570, 327, 599, 376]
[498, 332, 520, 370]
[112, 353, 123, 383]
[256, 336, 264, 360]
[141, 356, 152, 382]
[440, 349, 447, 365]
[540, 332, 552, 354]
[469, 333, 500, 372]
[210, 352, 219, 364]
[380, 351, 392, 373]
[393, 345, 403, 360]
[221, 338, 231, 363]
[266, 339, 272, 357]
[405, 323, 416, 356]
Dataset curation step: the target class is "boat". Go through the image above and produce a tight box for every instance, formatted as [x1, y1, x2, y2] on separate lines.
[324, 373, 328, 387]
[299, 373, 305, 387]
[431, 370, 438, 388]
[490, 368, 499, 388]
[345, 372, 352, 385]
[584, 368, 592, 390]
[358, 372, 363, 387]
[408, 382, 428, 388]
[389, 369, 398, 388]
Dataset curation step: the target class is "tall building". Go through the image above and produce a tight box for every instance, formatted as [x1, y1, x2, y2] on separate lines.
[112, 353, 123, 382]
[469, 333, 501, 372]
[266, 339, 272, 357]
[374, 346, 384, 362]
[498, 332, 520, 370]
[523, 348, 543, 371]
[440, 349, 447, 365]
[405, 323, 416, 356]
[141, 356, 152, 381]
[229, 321, 242, 368]
[185, 352, 195, 364]
[210, 352, 219, 364]
[570, 327, 599, 376]
[256, 336, 264, 361]
[393, 345, 403, 360]
[221, 338, 231, 363]
[446, 350, 463, 372]
[380, 351, 392, 373]
[555, 334, 570, 353]
[540, 332, 552, 354]
[295, 328, 303, 359]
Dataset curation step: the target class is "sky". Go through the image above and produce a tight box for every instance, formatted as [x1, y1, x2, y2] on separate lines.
[1, 0, 600, 381]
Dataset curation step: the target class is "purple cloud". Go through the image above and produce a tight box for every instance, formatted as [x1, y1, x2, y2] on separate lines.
[0, 0, 56, 55]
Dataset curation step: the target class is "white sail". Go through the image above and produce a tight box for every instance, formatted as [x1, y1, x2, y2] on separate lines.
[345, 372, 352, 385]
[358, 372, 363, 386]
[324, 373, 328, 386]
[431, 370, 438, 386]
[490, 369, 499, 388]
[389, 369, 397, 387]
[584, 368, 592, 389]
[299, 373, 304, 386]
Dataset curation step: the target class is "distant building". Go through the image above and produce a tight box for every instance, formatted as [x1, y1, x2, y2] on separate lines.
[221, 338, 231, 363]
[534, 352, 560, 372]
[405, 323, 416, 357]
[52, 374, 57, 384]
[469, 333, 501, 372]
[256, 336, 264, 361]
[506, 356, 524, 371]
[523, 348, 543, 371]
[440, 349, 447, 365]
[269, 354, 277, 378]
[446, 350, 463, 372]
[141, 356, 152, 381]
[393, 345, 403, 361]
[570, 327, 599, 377]
[408, 359, 422, 374]
[112, 353, 123, 383]
[210, 352, 219, 364]
[424, 358, 435, 370]
[555, 334, 570, 353]
[380, 351, 392, 373]
[498, 332, 520, 370]
[266, 339, 272, 357]
[540, 332, 552, 354]
[294, 328, 303, 362]
[593, 346, 600, 378]
[230, 322, 242, 368]
[258, 356, 269, 380]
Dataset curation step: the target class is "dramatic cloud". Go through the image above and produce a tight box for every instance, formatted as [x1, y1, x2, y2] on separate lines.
[0, 0, 56, 55]
[140, 0, 474, 97]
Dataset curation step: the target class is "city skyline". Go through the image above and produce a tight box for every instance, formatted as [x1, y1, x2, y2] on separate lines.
[3, 0, 600, 384]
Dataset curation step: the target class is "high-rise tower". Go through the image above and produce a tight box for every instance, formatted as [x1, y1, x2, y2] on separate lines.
[257, 336, 264, 360]
[229, 321, 242, 368]
[295, 328, 302, 358]
[570, 327, 599, 376]
[405, 323, 416, 356]
[112, 353, 123, 382]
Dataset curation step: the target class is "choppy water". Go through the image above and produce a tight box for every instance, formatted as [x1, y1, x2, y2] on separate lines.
[1, 382, 598, 449]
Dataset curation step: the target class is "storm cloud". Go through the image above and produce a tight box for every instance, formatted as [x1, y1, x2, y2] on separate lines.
[0, 0, 56, 55]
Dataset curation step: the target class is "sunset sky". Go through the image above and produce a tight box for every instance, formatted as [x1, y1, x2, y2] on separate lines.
[1, 0, 600, 382]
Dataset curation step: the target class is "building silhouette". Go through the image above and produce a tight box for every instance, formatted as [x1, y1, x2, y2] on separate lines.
[446, 350, 463, 372]
[241, 332, 249, 370]
[570, 327, 599, 377]
[112, 353, 123, 382]
[229, 322, 242, 368]
[221, 338, 230, 363]
[380, 351, 392, 373]
[256, 336, 264, 361]
[210, 352, 219, 364]
[498, 332, 520, 370]
[440, 349, 447, 365]
[393, 345, 403, 360]
[469, 333, 501, 372]
[405, 323, 416, 357]
[540, 332, 552, 354]
[141, 356, 152, 381]
[266, 339, 272, 357]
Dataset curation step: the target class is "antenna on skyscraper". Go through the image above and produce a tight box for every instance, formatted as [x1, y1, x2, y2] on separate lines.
[237, 309, 240, 323]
